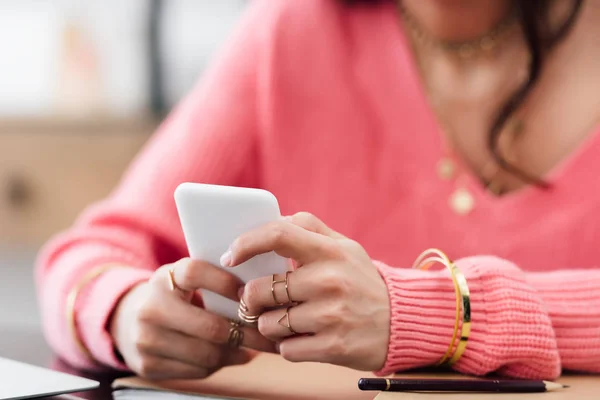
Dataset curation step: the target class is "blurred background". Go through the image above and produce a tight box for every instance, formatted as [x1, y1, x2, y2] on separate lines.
[0, 0, 247, 327]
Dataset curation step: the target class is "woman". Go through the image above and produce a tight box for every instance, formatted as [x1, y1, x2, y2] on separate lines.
[37, 0, 600, 380]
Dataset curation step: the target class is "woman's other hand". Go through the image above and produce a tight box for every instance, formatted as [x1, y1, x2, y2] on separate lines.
[109, 258, 275, 380]
[225, 213, 390, 371]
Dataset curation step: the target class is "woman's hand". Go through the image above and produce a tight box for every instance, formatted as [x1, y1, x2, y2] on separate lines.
[109, 258, 275, 380]
[224, 213, 390, 371]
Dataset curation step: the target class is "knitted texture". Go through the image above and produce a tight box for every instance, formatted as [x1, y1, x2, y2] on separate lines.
[375, 257, 563, 378]
[36, 0, 600, 377]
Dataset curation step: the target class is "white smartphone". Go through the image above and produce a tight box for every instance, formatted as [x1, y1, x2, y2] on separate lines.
[174, 183, 289, 321]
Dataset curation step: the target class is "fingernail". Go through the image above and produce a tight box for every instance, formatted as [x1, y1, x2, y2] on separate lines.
[220, 250, 232, 267]
[237, 286, 245, 301]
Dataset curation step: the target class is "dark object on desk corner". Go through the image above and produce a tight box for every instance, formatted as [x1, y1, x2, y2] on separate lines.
[357, 378, 568, 393]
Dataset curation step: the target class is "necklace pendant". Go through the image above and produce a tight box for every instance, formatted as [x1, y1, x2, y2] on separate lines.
[507, 117, 525, 137]
[449, 188, 475, 216]
[480, 36, 496, 52]
[458, 44, 475, 59]
[486, 180, 504, 196]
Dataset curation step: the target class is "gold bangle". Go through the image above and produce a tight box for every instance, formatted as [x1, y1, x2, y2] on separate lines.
[448, 263, 471, 365]
[65, 264, 130, 362]
[413, 249, 461, 366]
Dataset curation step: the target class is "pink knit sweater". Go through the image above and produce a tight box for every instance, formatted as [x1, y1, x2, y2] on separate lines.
[36, 0, 600, 379]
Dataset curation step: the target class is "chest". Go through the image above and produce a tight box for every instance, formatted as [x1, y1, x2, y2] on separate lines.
[256, 3, 600, 271]
[425, 4, 600, 195]
[260, 98, 600, 272]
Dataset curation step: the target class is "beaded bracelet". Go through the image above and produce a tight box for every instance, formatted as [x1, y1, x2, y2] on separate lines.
[413, 248, 471, 366]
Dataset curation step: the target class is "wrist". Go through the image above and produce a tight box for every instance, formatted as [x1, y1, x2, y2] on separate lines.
[64, 264, 152, 370]
[109, 281, 148, 358]
[67, 264, 134, 363]
[374, 261, 457, 375]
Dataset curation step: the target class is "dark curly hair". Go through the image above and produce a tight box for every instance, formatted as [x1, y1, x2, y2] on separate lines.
[344, 0, 584, 188]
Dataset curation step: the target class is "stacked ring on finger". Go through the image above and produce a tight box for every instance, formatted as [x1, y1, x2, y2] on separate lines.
[238, 298, 260, 326]
[277, 306, 296, 335]
[271, 271, 293, 305]
[228, 320, 244, 348]
[167, 267, 181, 292]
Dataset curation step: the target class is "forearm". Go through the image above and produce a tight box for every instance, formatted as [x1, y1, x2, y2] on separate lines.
[526, 270, 600, 373]
[35, 3, 265, 369]
[35, 121, 250, 370]
[36, 230, 157, 370]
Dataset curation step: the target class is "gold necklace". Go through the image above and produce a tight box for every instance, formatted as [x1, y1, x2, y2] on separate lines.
[437, 113, 525, 215]
[398, 2, 519, 60]
[431, 70, 528, 212]
[398, 2, 530, 214]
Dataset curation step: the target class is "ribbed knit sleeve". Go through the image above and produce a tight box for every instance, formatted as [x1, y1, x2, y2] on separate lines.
[376, 255, 600, 379]
[35, 1, 272, 370]
[526, 270, 600, 373]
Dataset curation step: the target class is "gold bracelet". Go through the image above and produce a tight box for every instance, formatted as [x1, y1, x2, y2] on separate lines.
[413, 248, 461, 366]
[65, 264, 130, 361]
[448, 263, 471, 365]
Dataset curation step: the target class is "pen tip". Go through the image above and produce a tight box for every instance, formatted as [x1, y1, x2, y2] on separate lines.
[563, 385, 570, 389]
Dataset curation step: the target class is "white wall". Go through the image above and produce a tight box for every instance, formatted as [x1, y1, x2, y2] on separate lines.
[161, 0, 246, 107]
[0, 1, 61, 116]
[0, 0, 246, 117]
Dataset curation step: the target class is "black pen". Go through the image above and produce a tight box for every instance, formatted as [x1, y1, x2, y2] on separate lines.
[358, 378, 568, 393]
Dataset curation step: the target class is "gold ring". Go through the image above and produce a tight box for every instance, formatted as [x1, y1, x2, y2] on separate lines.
[239, 297, 249, 313]
[271, 273, 293, 305]
[238, 298, 259, 326]
[167, 268, 180, 291]
[284, 271, 293, 303]
[277, 306, 297, 335]
[228, 320, 244, 348]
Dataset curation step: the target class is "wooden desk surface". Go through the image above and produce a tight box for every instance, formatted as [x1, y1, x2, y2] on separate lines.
[3, 325, 600, 400]
[114, 352, 600, 400]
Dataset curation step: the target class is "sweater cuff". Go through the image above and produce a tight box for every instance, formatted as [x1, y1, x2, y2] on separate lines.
[77, 267, 153, 370]
[374, 261, 457, 376]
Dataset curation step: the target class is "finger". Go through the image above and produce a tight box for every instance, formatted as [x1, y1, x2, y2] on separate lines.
[278, 334, 346, 366]
[137, 326, 251, 370]
[147, 295, 276, 353]
[258, 303, 319, 340]
[229, 221, 337, 267]
[134, 355, 211, 381]
[242, 270, 310, 313]
[286, 212, 345, 239]
[242, 263, 343, 313]
[168, 258, 243, 301]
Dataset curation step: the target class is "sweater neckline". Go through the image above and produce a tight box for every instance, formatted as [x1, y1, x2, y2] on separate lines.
[380, 2, 600, 208]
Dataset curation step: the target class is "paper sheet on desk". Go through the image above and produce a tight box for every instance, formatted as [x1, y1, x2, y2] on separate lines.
[113, 388, 233, 400]
[112, 353, 375, 400]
